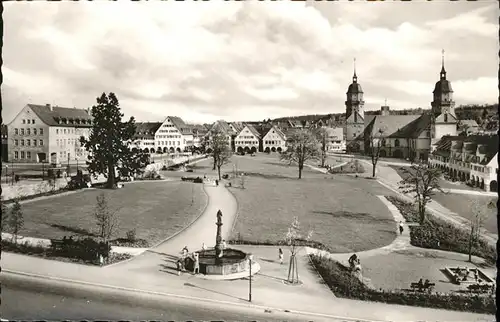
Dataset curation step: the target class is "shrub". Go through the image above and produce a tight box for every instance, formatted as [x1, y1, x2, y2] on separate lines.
[126, 229, 137, 242]
[310, 254, 495, 314]
[329, 160, 365, 174]
[386, 196, 496, 262]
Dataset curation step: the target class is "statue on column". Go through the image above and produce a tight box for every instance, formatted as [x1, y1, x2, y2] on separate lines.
[215, 210, 224, 260]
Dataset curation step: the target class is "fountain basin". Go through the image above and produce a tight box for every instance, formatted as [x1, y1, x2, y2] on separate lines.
[185, 248, 250, 275]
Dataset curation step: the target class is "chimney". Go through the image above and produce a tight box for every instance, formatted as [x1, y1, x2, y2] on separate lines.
[381, 105, 390, 116]
[46, 103, 53, 111]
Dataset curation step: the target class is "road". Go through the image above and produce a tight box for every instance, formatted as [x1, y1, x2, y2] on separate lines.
[1, 273, 335, 322]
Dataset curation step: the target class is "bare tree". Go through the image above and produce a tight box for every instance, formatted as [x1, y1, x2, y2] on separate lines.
[8, 199, 24, 244]
[284, 217, 313, 284]
[280, 129, 320, 179]
[398, 163, 444, 224]
[314, 127, 328, 168]
[367, 128, 386, 177]
[93, 193, 120, 243]
[468, 199, 496, 262]
[210, 127, 232, 180]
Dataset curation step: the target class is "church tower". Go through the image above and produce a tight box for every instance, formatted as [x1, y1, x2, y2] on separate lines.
[345, 58, 365, 150]
[430, 50, 457, 144]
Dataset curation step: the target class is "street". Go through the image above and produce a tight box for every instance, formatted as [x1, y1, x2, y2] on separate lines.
[1, 273, 335, 322]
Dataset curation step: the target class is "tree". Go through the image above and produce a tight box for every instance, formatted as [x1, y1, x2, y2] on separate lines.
[468, 199, 496, 262]
[8, 199, 24, 244]
[1, 197, 9, 232]
[284, 217, 313, 284]
[93, 193, 119, 243]
[314, 127, 328, 168]
[80, 92, 149, 189]
[398, 163, 444, 224]
[209, 127, 232, 180]
[280, 129, 320, 179]
[367, 128, 386, 177]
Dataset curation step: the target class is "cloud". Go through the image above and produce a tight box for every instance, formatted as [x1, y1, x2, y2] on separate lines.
[2, 1, 497, 124]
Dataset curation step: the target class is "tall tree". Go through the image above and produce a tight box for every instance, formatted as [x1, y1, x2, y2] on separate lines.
[209, 127, 232, 180]
[8, 199, 24, 244]
[280, 129, 320, 179]
[284, 217, 313, 284]
[80, 93, 148, 189]
[367, 128, 386, 177]
[93, 193, 119, 243]
[398, 163, 444, 224]
[314, 127, 328, 168]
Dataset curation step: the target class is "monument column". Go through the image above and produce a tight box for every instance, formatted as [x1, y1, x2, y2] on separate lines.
[215, 210, 224, 260]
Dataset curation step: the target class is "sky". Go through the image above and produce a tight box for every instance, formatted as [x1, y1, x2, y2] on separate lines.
[2, 1, 498, 124]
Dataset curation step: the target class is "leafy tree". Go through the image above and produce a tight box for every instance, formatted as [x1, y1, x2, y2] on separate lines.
[284, 217, 313, 284]
[209, 127, 232, 180]
[314, 127, 328, 168]
[367, 128, 386, 178]
[398, 163, 444, 224]
[8, 199, 24, 244]
[280, 129, 320, 179]
[80, 92, 149, 189]
[93, 193, 119, 243]
[1, 197, 9, 232]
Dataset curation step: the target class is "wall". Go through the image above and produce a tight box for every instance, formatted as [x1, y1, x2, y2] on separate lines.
[1, 178, 69, 201]
[435, 123, 457, 140]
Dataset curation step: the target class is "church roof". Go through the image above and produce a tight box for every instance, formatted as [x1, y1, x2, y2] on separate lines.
[388, 114, 432, 139]
[433, 79, 453, 94]
[363, 114, 420, 138]
[347, 82, 363, 94]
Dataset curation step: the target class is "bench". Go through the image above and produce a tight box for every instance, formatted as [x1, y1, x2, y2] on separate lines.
[410, 282, 435, 292]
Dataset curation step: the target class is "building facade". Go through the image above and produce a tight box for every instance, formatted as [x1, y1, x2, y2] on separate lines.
[235, 124, 261, 153]
[263, 125, 287, 153]
[154, 116, 193, 153]
[324, 127, 345, 153]
[7, 104, 92, 164]
[133, 122, 162, 153]
[345, 66, 365, 152]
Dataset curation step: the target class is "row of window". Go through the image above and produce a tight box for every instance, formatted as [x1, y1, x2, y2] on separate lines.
[22, 119, 36, 124]
[264, 140, 284, 145]
[157, 141, 181, 146]
[236, 141, 258, 145]
[14, 151, 32, 159]
[57, 138, 82, 146]
[158, 129, 179, 133]
[56, 128, 78, 135]
[14, 128, 44, 136]
[240, 135, 255, 139]
[156, 135, 181, 139]
[14, 139, 44, 147]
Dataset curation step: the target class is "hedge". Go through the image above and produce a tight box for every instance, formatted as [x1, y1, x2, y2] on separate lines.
[386, 196, 496, 263]
[309, 254, 495, 314]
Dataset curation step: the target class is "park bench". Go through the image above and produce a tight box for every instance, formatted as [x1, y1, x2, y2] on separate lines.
[468, 283, 492, 294]
[410, 281, 435, 292]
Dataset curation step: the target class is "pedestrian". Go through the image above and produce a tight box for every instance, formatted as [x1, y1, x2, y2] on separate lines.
[202, 242, 207, 251]
[193, 253, 200, 274]
[278, 248, 284, 265]
[222, 239, 227, 249]
[99, 253, 104, 267]
[215, 179, 219, 187]
[176, 259, 182, 276]
[182, 246, 189, 257]
[399, 221, 404, 235]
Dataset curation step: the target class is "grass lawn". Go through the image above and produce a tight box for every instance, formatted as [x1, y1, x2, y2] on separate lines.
[13, 181, 208, 245]
[361, 248, 496, 294]
[193, 154, 399, 253]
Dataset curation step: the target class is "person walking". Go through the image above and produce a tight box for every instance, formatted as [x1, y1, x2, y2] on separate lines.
[278, 248, 284, 265]
[222, 239, 227, 249]
[99, 253, 104, 267]
[193, 253, 200, 274]
[215, 179, 219, 187]
[176, 259, 182, 276]
[399, 221, 404, 235]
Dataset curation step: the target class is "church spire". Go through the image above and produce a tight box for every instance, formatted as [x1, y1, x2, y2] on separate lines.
[353, 57, 358, 83]
[440, 49, 446, 80]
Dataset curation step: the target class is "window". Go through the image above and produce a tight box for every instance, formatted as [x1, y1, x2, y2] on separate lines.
[33, 140, 37, 147]
[15, 128, 18, 135]
[27, 128, 30, 135]
[40, 128, 43, 135]
[64, 129, 66, 134]
[20, 139, 25, 146]
[14, 139, 18, 146]
[21, 129, 25, 135]
[14, 151, 19, 159]
[33, 128, 37, 135]
[22, 119, 26, 124]
[394, 139, 400, 147]
[21, 151, 25, 159]
[26, 139, 30, 146]
[27, 151, 31, 159]
[32, 119, 35, 124]
[56, 129, 59, 134]
[40, 139, 43, 146]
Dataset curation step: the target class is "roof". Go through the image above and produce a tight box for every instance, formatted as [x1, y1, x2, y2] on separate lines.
[190, 124, 208, 135]
[325, 127, 344, 139]
[363, 114, 420, 138]
[210, 120, 235, 135]
[288, 119, 303, 127]
[347, 82, 363, 94]
[243, 123, 262, 139]
[263, 125, 286, 141]
[134, 122, 162, 139]
[432, 134, 498, 165]
[388, 114, 432, 139]
[459, 119, 479, 127]
[433, 79, 453, 94]
[230, 122, 245, 133]
[167, 116, 192, 135]
[28, 104, 92, 127]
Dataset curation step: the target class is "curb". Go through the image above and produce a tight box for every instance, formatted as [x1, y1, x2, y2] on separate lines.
[1, 269, 383, 322]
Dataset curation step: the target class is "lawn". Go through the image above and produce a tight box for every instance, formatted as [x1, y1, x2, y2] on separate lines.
[193, 154, 399, 253]
[13, 181, 208, 246]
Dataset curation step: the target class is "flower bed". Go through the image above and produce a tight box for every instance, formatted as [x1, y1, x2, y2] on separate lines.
[309, 254, 495, 314]
[2, 239, 132, 266]
[328, 160, 365, 174]
[228, 237, 335, 253]
[386, 196, 496, 263]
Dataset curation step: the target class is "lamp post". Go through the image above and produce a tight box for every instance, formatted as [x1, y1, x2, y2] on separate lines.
[248, 254, 253, 302]
[5, 165, 8, 185]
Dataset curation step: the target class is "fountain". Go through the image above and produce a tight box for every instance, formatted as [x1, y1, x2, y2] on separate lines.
[185, 209, 258, 278]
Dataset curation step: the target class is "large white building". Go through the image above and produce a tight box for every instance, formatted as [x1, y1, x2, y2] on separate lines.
[263, 125, 287, 153]
[155, 116, 193, 153]
[235, 124, 261, 154]
[324, 127, 346, 153]
[7, 104, 92, 164]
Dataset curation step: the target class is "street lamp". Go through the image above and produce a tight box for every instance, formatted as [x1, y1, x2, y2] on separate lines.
[248, 254, 253, 302]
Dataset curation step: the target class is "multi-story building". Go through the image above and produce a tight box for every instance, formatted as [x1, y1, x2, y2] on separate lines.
[7, 104, 92, 164]
[132, 122, 162, 153]
[324, 127, 346, 153]
[345, 64, 365, 152]
[263, 125, 287, 153]
[429, 134, 498, 192]
[235, 124, 261, 154]
[190, 124, 209, 149]
[2, 124, 8, 162]
[205, 120, 235, 153]
[154, 116, 193, 153]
